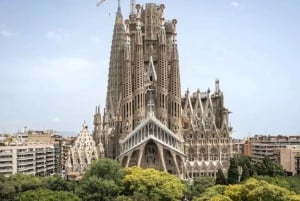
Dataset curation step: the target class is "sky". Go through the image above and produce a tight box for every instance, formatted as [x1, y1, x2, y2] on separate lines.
[0, 0, 299, 138]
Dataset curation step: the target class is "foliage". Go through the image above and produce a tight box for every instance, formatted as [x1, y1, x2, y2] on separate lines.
[114, 195, 134, 201]
[192, 176, 215, 197]
[121, 166, 187, 201]
[216, 168, 227, 185]
[83, 158, 125, 184]
[193, 185, 226, 201]
[224, 184, 242, 201]
[227, 158, 239, 184]
[0, 181, 16, 201]
[17, 188, 80, 201]
[195, 178, 300, 201]
[255, 156, 285, 176]
[76, 176, 120, 201]
[237, 155, 255, 176]
[240, 165, 250, 182]
[76, 158, 125, 201]
[255, 175, 300, 194]
[43, 175, 73, 192]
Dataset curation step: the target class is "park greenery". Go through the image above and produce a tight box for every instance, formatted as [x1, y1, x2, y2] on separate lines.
[0, 157, 299, 201]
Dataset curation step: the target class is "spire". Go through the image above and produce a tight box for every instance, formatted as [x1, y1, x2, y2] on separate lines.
[215, 79, 220, 94]
[117, 0, 121, 13]
[160, 4, 165, 28]
[105, 0, 126, 122]
[158, 4, 166, 45]
[172, 19, 177, 45]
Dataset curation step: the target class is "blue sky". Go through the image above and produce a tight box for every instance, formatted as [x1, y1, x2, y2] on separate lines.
[0, 0, 299, 138]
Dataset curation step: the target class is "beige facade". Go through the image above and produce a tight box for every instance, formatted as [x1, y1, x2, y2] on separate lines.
[244, 135, 300, 164]
[96, 2, 233, 178]
[65, 123, 102, 176]
[278, 145, 300, 175]
[0, 143, 59, 177]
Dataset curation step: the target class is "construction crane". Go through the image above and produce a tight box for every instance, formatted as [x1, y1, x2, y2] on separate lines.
[96, 0, 106, 7]
[97, 0, 136, 14]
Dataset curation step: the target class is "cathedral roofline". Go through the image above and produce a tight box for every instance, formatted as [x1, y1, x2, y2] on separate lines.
[120, 115, 184, 143]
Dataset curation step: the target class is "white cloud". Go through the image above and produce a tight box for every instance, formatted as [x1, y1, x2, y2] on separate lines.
[46, 30, 69, 41]
[0, 24, 14, 37]
[231, 1, 240, 8]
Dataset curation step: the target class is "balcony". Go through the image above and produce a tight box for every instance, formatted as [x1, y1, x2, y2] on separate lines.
[18, 161, 34, 166]
[0, 152, 13, 156]
[0, 168, 13, 173]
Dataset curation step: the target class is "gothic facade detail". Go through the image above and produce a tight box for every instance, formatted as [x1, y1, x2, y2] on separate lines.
[65, 123, 101, 174]
[95, 2, 233, 179]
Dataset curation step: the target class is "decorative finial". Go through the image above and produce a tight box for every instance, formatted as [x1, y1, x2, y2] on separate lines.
[136, 4, 141, 29]
[125, 19, 130, 43]
[83, 120, 88, 129]
[160, 4, 165, 27]
[172, 19, 177, 44]
[215, 79, 220, 94]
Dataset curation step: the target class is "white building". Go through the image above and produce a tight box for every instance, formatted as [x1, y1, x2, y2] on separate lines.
[0, 143, 59, 177]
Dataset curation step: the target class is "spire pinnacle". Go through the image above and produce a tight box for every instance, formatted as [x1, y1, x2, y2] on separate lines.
[172, 19, 177, 44]
[125, 19, 130, 44]
[160, 4, 165, 28]
[117, 0, 121, 13]
[136, 4, 141, 29]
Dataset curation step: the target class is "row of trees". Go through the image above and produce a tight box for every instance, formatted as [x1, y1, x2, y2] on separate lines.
[215, 155, 286, 185]
[0, 157, 299, 201]
[195, 178, 300, 201]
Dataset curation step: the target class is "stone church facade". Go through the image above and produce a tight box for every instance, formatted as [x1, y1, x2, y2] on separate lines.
[94, 2, 233, 179]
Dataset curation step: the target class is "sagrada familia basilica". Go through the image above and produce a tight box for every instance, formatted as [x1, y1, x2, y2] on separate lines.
[66, 1, 233, 179]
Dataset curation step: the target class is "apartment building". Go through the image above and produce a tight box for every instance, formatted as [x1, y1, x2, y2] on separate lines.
[244, 135, 300, 163]
[0, 143, 60, 177]
[277, 145, 300, 176]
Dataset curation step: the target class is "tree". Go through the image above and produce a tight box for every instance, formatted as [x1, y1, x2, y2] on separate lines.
[17, 188, 80, 201]
[76, 176, 120, 201]
[216, 168, 227, 185]
[237, 155, 255, 176]
[77, 158, 124, 201]
[192, 176, 215, 197]
[193, 185, 227, 201]
[195, 178, 300, 201]
[83, 158, 125, 184]
[255, 156, 285, 176]
[240, 165, 250, 182]
[0, 182, 16, 201]
[44, 175, 73, 192]
[227, 158, 239, 184]
[121, 167, 187, 201]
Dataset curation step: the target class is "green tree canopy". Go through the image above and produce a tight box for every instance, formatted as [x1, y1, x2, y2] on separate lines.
[255, 156, 285, 176]
[121, 166, 187, 201]
[83, 158, 125, 184]
[17, 188, 80, 201]
[240, 165, 250, 182]
[195, 178, 300, 201]
[43, 175, 73, 192]
[191, 176, 215, 197]
[216, 168, 227, 185]
[193, 185, 227, 201]
[76, 176, 120, 201]
[227, 158, 239, 184]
